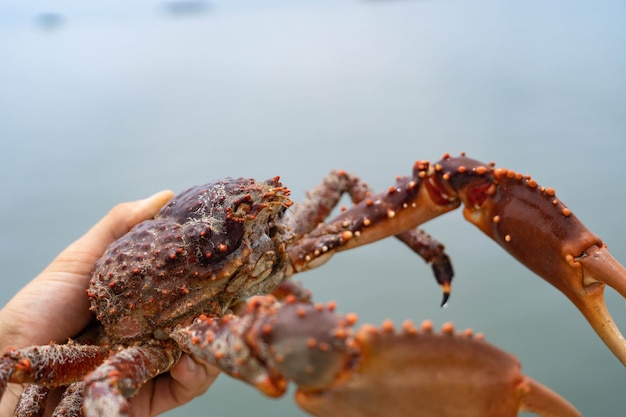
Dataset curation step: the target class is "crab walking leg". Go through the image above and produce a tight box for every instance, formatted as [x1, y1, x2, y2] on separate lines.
[395, 229, 454, 305]
[288, 161, 461, 268]
[288, 170, 454, 303]
[83, 343, 181, 417]
[290, 153, 626, 365]
[287, 170, 371, 236]
[52, 382, 84, 417]
[13, 385, 49, 417]
[174, 295, 579, 417]
[0, 344, 109, 397]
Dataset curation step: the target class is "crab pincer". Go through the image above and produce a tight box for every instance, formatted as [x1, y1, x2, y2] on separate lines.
[174, 295, 581, 417]
[298, 321, 582, 417]
[433, 155, 626, 366]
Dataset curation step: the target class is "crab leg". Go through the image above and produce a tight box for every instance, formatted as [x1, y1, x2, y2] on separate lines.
[83, 342, 182, 417]
[13, 385, 49, 417]
[0, 344, 109, 396]
[173, 295, 580, 417]
[0, 344, 109, 416]
[289, 153, 626, 365]
[52, 382, 84, 417]
[288, 169, 454, 304]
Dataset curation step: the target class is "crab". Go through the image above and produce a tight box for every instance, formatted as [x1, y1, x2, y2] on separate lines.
[2, 152, 626, 417]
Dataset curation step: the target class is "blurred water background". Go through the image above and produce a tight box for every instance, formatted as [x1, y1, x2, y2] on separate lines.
[1, 0, 625, 416]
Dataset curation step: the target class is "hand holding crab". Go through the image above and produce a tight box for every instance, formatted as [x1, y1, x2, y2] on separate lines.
[2, 153, 626, 417]
[0, 191, 219, 416]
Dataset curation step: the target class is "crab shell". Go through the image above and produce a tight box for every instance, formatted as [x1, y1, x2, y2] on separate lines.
[88, 177, 293, 341]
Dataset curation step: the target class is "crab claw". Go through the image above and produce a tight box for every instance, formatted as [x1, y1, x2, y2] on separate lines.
[430, 155, 626, 365]
[175, 296, 579, 417]
[296, 320, 581, 417]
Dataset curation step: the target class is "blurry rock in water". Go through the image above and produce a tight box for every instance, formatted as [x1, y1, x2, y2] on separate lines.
[163, 1, 210, 17]
[35, 13, 64, 31]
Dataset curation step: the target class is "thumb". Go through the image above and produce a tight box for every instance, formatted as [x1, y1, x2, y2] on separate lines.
[45, 190, 175, 277]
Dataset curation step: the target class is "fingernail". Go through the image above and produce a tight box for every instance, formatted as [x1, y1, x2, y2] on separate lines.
[187, 356, 198, 373]
[145, 190, 175, 203]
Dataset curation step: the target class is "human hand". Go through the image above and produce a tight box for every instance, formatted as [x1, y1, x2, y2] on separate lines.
[0, 191, 220, 416]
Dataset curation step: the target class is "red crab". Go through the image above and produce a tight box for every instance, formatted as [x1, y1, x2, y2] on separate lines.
[2, 153, 626, 417]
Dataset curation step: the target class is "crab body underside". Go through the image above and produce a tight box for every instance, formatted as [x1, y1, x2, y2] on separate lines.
[3, 153, 626, 417]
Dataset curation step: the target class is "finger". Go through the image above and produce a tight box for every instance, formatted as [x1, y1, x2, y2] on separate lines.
[93, 190, 175, 244]
[0, 384, 23, 417]
[147, 355, 220, 416]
